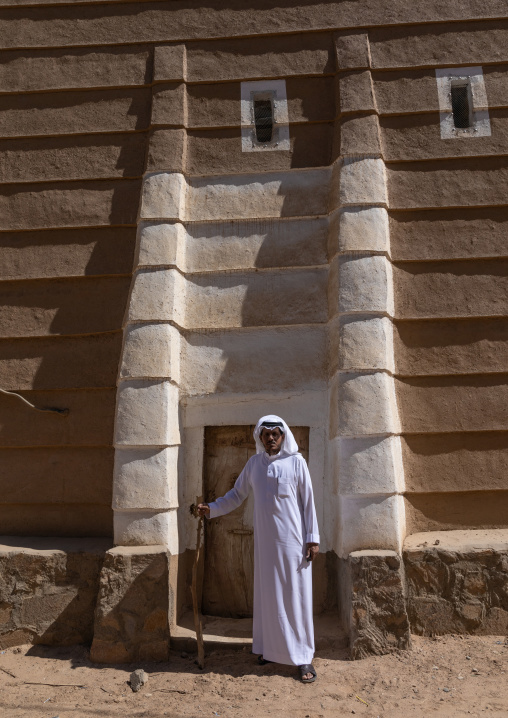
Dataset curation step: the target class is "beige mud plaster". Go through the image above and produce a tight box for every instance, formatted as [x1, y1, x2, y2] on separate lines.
[136, 222, 186, 270]
[339, 495, 405, 557]
[186, 169, 331, 221]
[338, 206, 389, 254]
[140, 172, 186, 220]
[181, 326, 327, 396]
[336, 435, 404, 496]
[338, 316, 394, 373]
[120, 323, 181, 384]
[113, 447, 179, 511]
[127, 268, 186, 326]
[115, 380, 180, 447]
[338, 255, 394, 316]
[337, 372, 400, 438]
[339, 158, 388, 207]
[114, 509, 178, 550]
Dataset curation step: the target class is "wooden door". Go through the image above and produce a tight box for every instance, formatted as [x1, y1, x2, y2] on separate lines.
[202, 425, 309, 618]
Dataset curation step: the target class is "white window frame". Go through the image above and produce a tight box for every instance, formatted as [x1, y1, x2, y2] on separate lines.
[435, 66, 491, 139]
[240, 79, 290, 152]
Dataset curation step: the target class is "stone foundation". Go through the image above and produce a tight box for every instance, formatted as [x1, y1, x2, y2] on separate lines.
[0, 539, 173, 662]
[344, 549, 411, 660]
[1, 533, 506, 661]
[0, 538, 111, 648]
[404, 530, 508, 636]
[90, 545, 172, 663]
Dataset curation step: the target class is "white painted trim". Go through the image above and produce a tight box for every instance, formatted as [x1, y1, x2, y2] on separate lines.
[182, 389, 328, 428]
[435, 66, 491, 139]
[179, 413, 330, 554]
[241, 79, 290, 152]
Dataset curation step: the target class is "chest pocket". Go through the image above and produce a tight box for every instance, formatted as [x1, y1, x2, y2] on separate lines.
[277, 473, 297, 499]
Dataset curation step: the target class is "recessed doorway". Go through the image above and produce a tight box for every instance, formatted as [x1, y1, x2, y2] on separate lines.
[202, 424, 309, 618]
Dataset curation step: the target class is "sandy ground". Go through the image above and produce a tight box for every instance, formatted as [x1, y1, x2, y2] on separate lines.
[0, 634, 507, 717]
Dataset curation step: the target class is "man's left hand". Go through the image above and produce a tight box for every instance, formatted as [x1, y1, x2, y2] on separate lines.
[306, 543, 319, 562]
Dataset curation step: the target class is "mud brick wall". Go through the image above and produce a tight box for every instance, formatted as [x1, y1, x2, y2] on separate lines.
[1, 0, 508, 545]
[0, 41, 149, 535]
[376, 19, 508, 533]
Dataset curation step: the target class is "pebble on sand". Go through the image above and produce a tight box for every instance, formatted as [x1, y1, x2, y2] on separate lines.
[130, 669, 148, 693]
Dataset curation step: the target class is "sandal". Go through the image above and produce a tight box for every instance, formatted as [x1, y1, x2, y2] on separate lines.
[257, 655, 273, 665]
[299, 664, 317, 683]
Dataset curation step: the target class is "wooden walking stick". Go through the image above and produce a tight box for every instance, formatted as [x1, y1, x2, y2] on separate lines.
[190, 500, 205, 669]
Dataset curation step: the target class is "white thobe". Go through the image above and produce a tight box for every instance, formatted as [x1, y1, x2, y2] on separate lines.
[207, 451, 320, 666]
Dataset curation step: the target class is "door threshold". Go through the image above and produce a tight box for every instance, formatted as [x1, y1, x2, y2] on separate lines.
[170, 611, 347, 653]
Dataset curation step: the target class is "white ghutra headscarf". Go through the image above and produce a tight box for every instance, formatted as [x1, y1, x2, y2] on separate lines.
[253, 414, 300, 457]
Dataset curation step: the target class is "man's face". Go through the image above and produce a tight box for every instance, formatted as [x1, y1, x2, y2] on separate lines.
[260, 427, 284, 455]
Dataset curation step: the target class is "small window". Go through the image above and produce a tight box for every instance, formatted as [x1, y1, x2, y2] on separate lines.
[240, 79, 290, 152]
[435, 67, 491, 139]
[451, 81, 473, 129]
[253, 98, 273, 142]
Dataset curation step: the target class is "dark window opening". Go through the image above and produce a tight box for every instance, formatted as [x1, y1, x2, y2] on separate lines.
[254, 99, 273, 143]
[451, 82, 473, 128]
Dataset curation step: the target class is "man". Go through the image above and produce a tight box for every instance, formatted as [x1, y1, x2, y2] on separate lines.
[198, 415, 319, 683]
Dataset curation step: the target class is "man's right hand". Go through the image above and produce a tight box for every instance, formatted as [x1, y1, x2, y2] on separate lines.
[197, 503, 210, 517]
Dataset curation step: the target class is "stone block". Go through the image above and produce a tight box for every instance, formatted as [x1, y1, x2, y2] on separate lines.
[185, 217, 328, 272]
[182, 325, 326, 395]
[136, 222, 185, 269]
[340, 157, 387, 207]
[387, 157, 508, 211]
[154, 44, 186, 82]
[184, 267, 327, 330]
[404, 530, 508, 636]
[0, 133, 146, 184]
[140, 172, 186, 221]
[339, 495, 405, 557]
[339, 206, 389, 254]
[90, 546, 171, 663]
[0, 48, 151, 94]
[151, 83, 187, 126]
[0, 538, 110, 649]
[113, 447, 179, 510]
[0, 333, 122, 391]
[339, 71, 376, 113]
[0, 275, 130, 339]
[115, 379, 180, 447]
[113, 509, 178, 550]
[0, 386, 115, 449]
[187, 33, 334, 83]
[0, 227, 135, 282]
[186, 168, 330, 221]
[335, 32, 370, 70]
[0, 447, 113, 506]
[127, 268, 185, 325]
[337, 371, 400, 437]
[0, 179, 141, 232]
[120, 322, 181, 383]
[146, 128, 187, 173]
[338, 315, 394, 373]
[336, 435, 404, 496]
[339, 254, 393, 316]
[340, 113, 382, 157]
[0, 88, 151, 139]
[346, 550, 411, 659]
